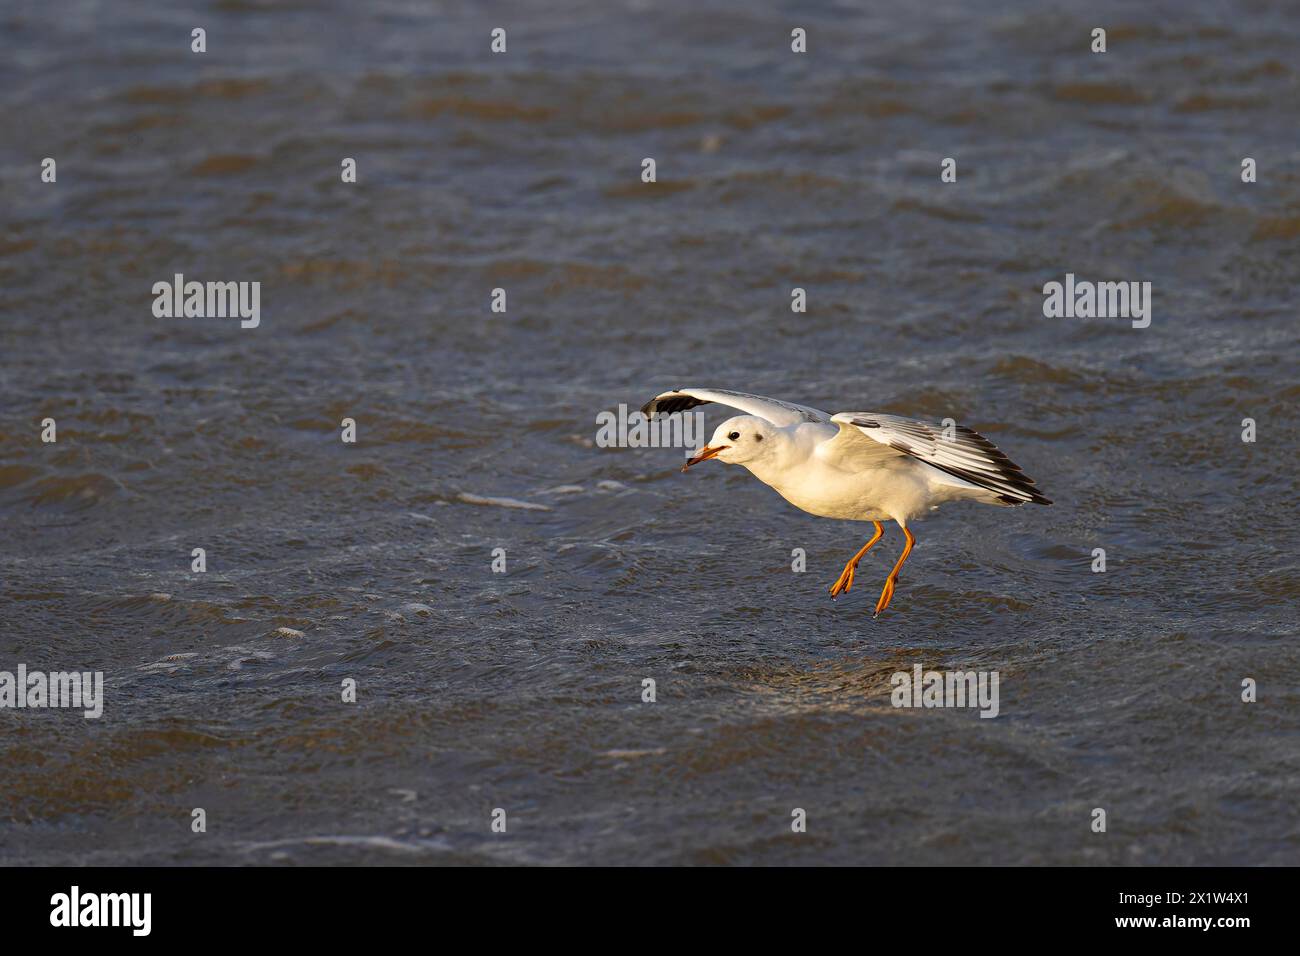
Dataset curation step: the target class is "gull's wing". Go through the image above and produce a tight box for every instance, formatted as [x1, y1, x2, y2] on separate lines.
[822, 412, 1052, 505]
[640, 387, 831, 427]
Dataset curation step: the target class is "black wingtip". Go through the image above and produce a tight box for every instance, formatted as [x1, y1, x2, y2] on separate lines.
[1013, 489, 1052, 505]
[641, 392, 706, 419]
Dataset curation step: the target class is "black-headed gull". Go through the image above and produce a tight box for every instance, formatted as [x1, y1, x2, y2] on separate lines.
[641, 387, 1051, 617]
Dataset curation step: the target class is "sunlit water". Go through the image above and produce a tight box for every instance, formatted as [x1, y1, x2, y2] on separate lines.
[1, 0, 1298, 865]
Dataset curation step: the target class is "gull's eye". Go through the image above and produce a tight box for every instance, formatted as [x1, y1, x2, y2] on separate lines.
[728, 431, 740, 441]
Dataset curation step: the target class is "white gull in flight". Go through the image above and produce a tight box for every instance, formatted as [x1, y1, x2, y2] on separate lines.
[641, 387, 1051, 617]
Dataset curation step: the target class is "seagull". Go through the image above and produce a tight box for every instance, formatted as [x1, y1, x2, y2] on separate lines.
[640, 387, 1051, 617]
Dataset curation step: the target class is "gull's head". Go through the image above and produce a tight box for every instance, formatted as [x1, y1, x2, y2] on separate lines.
[682, 415, 775, 471]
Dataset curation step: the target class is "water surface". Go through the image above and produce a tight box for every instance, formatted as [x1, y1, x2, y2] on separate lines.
[1, 0, 1298, 865]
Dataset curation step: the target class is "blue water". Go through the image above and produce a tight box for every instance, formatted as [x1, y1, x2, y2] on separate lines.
[1, 0, 1297, 864]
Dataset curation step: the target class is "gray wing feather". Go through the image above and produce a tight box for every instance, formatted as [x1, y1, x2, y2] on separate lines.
[640, 387, 832, 427]
[827, 412, 1052, 505]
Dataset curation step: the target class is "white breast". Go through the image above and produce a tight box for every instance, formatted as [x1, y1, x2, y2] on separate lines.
[740, 424, 984, 524]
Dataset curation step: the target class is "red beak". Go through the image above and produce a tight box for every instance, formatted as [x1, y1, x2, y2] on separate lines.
[681, 445, 729, 472]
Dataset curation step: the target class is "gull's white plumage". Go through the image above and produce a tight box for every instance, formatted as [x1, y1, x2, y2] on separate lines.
[641, 387, 1051, 616]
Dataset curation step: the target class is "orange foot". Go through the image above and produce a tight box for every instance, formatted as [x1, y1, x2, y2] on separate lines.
[829, 561, 857, 599]
[829, 521, 885, 602]
[873, 575, 898, 617]
[872, 526, 916, 619]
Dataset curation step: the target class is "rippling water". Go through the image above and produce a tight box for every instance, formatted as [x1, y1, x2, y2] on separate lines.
[2, 0, 1298, 865]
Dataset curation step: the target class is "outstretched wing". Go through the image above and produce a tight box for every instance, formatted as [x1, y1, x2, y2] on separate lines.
[640, 387, 831, 427]
[823, 412, 1052, 505]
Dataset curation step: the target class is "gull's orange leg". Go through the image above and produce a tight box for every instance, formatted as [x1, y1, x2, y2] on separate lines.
[874, 526, 916, 618]
[829, 521, 885, 599]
